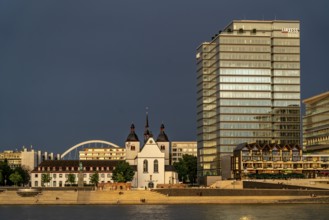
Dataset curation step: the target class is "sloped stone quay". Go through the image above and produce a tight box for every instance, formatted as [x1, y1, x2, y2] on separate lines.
[1, 188, 329, 205]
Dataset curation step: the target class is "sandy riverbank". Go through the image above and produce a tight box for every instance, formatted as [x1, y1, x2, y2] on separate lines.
[1, 190, 329, 205]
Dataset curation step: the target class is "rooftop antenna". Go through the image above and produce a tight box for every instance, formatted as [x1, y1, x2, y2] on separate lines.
[274, 15, 277, 20]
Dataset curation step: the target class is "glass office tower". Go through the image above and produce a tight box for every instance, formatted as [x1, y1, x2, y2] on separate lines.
[196, 20, 301, 177]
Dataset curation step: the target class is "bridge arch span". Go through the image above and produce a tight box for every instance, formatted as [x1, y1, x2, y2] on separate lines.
[61, 140, 122, 159]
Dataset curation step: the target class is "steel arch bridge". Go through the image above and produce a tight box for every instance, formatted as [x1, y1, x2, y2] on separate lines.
[61, 140, 122, 160]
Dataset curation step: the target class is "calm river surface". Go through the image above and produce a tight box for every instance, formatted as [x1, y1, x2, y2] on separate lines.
[0, 204, 328, 220]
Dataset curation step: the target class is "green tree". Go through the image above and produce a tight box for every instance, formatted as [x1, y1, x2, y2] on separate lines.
[173, 158, 188, 182]
[14, 166, 30, 186]
[112, 161, 135, 183]
[115, 173, 125, 182]
[41, 173, 52, 187]
[66, 174, 76, 186]
[0, 159, 13, 186]
[173, 154, 197, 184]
[89, 172, 99, 186]
[0, 170, 3, 184]
[9, 171, 23, 186]
[184, 155, 197, 184]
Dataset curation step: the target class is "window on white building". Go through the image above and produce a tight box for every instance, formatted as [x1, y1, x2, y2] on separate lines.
[154, 160, 158, 173]
[143, 160, 148, 173]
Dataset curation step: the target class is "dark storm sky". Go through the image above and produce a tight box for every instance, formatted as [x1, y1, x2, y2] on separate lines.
[1, 0, 328, 154]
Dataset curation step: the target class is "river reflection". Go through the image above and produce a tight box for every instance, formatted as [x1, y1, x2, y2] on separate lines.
[0, 204, 328, 220]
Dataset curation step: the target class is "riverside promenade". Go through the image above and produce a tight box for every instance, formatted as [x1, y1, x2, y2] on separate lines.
[1, 189, 329, 205]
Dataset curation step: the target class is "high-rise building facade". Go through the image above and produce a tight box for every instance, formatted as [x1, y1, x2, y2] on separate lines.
[196, 20, 301, 177]
[303, 91, 329, 153]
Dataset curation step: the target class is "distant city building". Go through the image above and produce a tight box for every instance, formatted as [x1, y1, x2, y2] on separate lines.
[197, 20, 301, 178]
[0, 147, 60, 171]
[171, 141, 197, 164]
[233, 142, 329, 179]
[303, 91, 329, 153]
[21, 148, 38, 171]
[0, 150, 21, 169]
[79, 148, 125, 160]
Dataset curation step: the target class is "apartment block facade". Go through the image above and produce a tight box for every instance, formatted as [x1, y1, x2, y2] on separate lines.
[233, 142, 329, 179]
[171, 141, 197, 164]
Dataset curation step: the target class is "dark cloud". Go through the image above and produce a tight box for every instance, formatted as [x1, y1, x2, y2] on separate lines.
[1, 0, 328, 153]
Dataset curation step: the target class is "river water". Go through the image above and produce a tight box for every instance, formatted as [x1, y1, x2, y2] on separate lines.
[0, 204, 328, 220]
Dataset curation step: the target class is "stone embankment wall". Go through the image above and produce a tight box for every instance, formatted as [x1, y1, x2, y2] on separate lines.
[153, 188, 329, 197]
[243, 181, 328, 190]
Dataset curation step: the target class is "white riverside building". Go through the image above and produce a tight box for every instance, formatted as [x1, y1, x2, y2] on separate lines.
[31, 118, 178, 188]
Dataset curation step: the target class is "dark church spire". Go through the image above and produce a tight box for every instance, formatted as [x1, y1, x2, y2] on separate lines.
[126, 123, 139, 142]
[156, 123, 169, 142]
[144, 109, 153, 143]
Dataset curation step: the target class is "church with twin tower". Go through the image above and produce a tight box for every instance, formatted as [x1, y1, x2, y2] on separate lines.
[125, 113, 178, 188]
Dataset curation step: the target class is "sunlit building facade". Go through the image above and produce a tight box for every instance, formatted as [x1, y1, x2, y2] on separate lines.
[0, 148, 60, 171]
[197, 20, 301, 178]
[79, 148, 126, 160]
[233, 142, 329, 179]
[303, 91, 329, 153]
[171, 141, 197, 164]
[0, 150, 21, 169]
